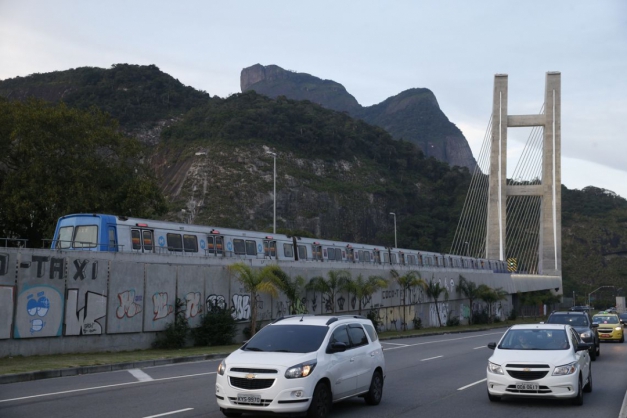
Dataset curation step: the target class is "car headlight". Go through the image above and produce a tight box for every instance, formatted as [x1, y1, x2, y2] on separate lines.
[615, 327, 622, 331]
[580, 331, 592, 339]
[553, 361, 578, 376]
[218, 360, 226, 376]
[487, 362, 504, 375]
[285, 360, 317, 379]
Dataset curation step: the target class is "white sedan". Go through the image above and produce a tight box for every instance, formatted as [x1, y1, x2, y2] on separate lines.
[486, 323, 592, 405]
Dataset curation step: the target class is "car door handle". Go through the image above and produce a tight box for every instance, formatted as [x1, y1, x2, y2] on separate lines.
[350, 358, 355, 362]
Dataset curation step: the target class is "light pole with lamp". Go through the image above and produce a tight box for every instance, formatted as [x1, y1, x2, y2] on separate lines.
[588, 285, 614, 309]
[266, 151, 277, 234]
[389, 212, 397, 248]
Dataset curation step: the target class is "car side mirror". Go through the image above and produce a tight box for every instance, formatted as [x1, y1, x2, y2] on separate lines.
[487, 342, 496, 350]
[327, 341, 347, 353]
[576, 342, 592, 352]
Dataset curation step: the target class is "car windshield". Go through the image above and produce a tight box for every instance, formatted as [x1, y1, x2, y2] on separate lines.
[242, 324, 328, 353]
[499, 329, 570, 350]
[547, 314, 588, 327]
[593, 315, 618, 324]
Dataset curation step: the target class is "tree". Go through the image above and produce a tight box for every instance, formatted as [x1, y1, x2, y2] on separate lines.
[270, 267, 307, 315]
[456, 275, 482, 325]
[306, 270, 351, 314]
[343, 274, 388, 315]
[478, 285, 508, 323]
[227, 262, 282, 338]
[425, 278, 449, 327]
[390, 270, 425, 330]
[0, 98, 167, 245]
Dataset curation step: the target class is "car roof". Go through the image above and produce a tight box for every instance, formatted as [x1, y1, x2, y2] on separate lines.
[594, 312, 619, 316]
[270, 315, 370, 327]
[551, 311, 585, 315]
[509, 324, 570, 331]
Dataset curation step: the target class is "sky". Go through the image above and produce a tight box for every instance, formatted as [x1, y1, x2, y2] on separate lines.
[1, 0, 626, 198]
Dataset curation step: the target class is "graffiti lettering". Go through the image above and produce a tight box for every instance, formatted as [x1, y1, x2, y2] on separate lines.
[116, 290, 143, 319]
[65, 290, 107, 335]
[206, 294, 226, 312]
[152, 292, 174, 320]
[31, 256, 49, 278]
[231, 294, 251, 320]
[184, 292, 202, 318]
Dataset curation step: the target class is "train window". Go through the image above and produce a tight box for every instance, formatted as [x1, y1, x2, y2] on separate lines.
[167, 233, 183, 252]
[283, 243, 294, 258]
[246, 240, 257, 256]
[383, 252, 390, 263]
[374, 250, 381, 264]
[74, 225, 98, 248]
[327, 248, 335, 260]
[143, 230, 153, 251]
[407, 255, 415, 265]
[108, 227, 117, 250]
[216, 237, 224, 255]
[347, 249, 354, 262]
[131, 230, 141, 250]
[206, 236, 215, 255]
[400, 253, 406, 265]
[335, 248, 343, 260]
[233, 239, 246, 255]
[297, 245, 307, 260]
[312, 245, 322, 260]
[364, 251, 371, 262]
[57, 226, 73, 249]
[183, 234, 198, 253]
[264, 240, 276, 257]
[390, 253, 397, 264]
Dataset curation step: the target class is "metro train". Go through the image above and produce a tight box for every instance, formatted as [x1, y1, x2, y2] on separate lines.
[50, 213, 507, 272]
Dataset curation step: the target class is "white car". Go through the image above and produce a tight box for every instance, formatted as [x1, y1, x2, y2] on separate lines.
[215, 315, 385, 418]
[486, 324, 592, 405]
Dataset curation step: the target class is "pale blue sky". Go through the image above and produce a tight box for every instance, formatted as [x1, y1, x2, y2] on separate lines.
[1, 0, 626, 197]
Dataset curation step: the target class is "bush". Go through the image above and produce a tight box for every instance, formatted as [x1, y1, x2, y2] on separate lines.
[508, 309, 518, 321]
[192, 302, 236, 346]
[472, 308, 490, 325]
[412, 316, 422, 330]
[446, 311, 460, 327]
[153, 298, 189, 349]
[367, 309, 382, 332]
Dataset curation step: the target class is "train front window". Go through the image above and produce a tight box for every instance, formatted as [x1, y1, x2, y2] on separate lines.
[183, 234, 198, 253]
[57, 226, 73, 249]
[74, 225, 98, 248]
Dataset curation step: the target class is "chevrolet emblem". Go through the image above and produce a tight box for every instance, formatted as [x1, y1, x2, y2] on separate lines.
[523, 368, 530, 372]
[245, 373, 256, 379]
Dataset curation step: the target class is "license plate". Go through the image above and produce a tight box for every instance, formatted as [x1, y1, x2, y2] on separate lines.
[516, 383, 539, 391]
[601, 334, 611, 337]
[237, 394, 261, 404]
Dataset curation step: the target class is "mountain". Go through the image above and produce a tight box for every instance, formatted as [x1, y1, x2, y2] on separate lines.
[241, 64, 477, 171]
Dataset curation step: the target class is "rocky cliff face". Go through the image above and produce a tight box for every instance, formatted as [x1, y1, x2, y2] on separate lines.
[241, 64, 477, 171]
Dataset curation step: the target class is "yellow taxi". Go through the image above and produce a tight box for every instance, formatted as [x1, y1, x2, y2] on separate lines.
[592, 313, 624, 342]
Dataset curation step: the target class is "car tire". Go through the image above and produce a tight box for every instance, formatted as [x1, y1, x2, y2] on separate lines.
[584, 365, 593, 393]
[596, 341, 600, 357]
[589, 346, 596, 361]
[307, 382, 332, 418]
[572, 375, 584, 406]
[487, 390, 501, 402]
[364, 370, 384, 405]
[620, 334, 624, 343]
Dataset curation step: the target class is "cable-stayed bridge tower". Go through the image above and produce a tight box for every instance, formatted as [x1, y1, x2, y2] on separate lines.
[452, 72, 561, 278]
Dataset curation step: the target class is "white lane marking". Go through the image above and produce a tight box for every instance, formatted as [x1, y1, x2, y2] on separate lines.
[458, 378, 487, 391]
[143, 408, 194, 418]
[381, 342, 410, 346]
[0, 371, 216, 404]
[473, 346, 487, 349]
[421, 356, 443, 361]
[129, 369, 154, 382]
[382, 331, 503, 351]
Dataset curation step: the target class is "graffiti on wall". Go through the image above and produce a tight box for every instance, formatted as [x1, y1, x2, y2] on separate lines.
[152, 292, 174, 320]
[232, 294, 251, 320]
[116, 290, 143, 319]
[206, 294, 227, 312]
[0, 286, 14, 339]
[65, 290, 107, 335]
[184, 292, 202, 319]
[15, 285, 64, 338]
[429, 302, 449, 327]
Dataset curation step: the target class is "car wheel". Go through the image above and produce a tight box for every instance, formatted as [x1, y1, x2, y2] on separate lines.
[621, 334, 625, 343]
[364, 370, 384, 405]
[572, 375, 584, 405]
[487, 390, 501, 402]
[596, 342, 600, 357]
[307, 382, 332, 418]
[584, 365, 593, 393]
[589, 346, 596, 361]
[221, 410, 242, 418]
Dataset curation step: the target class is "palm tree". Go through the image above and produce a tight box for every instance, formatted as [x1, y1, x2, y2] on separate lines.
[456, 275, 481, 325]
[343, 274, 388, 315]
[478, 284, 508, 323]
[306, 270, 351, 314]
[390, 270, 425, 330]
[270, 267, 307, 315]
[227, 262, 282, 337]
[425, 278, 449, 327]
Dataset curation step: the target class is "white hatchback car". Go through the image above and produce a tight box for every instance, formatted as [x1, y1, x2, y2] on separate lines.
[486, 324, 592, 405]
[215, 315, 385, 418]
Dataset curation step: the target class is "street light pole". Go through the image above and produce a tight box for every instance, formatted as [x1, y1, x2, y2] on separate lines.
[389, 212, 397, 248]
[266, 151, 277, 234]
[464, 241, 469, 257]
[588, 285, 614, 308]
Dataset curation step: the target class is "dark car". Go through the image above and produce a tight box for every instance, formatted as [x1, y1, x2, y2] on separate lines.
[545, 311, 600, 360]
[619, 312, 627, 326]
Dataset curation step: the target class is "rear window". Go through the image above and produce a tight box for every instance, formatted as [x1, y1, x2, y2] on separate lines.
[547, 314, 589, 327]
[243, 325, 328, 353]
[363, 323, 378, 341]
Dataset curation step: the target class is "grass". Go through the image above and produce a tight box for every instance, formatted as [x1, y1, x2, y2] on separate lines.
[0, 317, 545, 376]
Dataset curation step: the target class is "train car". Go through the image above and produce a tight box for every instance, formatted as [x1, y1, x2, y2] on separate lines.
[50, 213, 507, 271]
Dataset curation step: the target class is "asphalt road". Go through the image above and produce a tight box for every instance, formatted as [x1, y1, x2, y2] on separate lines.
[1, 329, 627, 418]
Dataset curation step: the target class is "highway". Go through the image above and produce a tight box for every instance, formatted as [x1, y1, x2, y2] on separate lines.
[1, 329, 627, 418]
